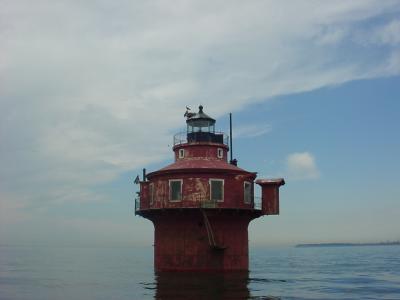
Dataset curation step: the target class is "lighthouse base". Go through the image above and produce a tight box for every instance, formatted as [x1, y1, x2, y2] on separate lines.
[143, 209, 260, 272]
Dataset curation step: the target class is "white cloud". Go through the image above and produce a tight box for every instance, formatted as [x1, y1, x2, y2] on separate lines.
[286, 152, 320, 180]
[233, 124, 272, 139]
[0, 1, 400, 242]
[359, 19, 400, 46]
[315, 27, 348, 45]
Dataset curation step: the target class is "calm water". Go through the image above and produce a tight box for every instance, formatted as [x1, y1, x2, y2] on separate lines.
[0, 245, 399, 299]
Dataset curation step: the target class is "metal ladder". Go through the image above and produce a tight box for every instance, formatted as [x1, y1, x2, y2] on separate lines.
[200, 209, 226, 251]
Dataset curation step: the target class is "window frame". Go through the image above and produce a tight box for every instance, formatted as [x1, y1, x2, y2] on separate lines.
[169, 179, 183, 202]
[217, 148, 223, 159]
[209, 179, 224, 202]
[178, 149, 185, 159]
[243, 181, 253, 204]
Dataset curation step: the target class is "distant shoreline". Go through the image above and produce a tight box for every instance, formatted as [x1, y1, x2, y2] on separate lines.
[295, 242, 400, 248]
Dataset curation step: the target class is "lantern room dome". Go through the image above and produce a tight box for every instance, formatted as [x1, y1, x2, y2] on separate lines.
[184, 105, 224, 144]
[186, 105, 216, 127]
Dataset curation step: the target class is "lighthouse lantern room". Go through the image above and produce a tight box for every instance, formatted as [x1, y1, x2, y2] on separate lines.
[135, 105, 285, 272]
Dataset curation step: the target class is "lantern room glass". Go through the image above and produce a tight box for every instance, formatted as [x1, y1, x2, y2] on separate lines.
[187, 121, 215, 134]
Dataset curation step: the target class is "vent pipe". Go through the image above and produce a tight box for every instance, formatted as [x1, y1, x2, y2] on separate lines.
[229, 113, 234, 164]
[142, 168, 146, 181]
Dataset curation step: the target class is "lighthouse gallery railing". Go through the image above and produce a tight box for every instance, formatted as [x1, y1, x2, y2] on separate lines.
[173, 132, 229, 146]
[135, 196, 262, 213]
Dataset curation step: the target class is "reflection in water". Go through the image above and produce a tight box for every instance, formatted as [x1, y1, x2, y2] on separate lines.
[154, 272, 249, 299]
[153, 272, 281, 300]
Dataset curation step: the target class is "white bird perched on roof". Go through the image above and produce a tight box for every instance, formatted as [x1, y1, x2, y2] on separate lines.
[184, 106, 194, 118]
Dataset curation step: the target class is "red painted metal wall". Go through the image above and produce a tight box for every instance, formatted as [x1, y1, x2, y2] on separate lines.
[151, 211, 252, 271]
[173, 143, 229, 162]
[255, 179, 285, 215]
[136, 140, 284, 271]
[261, 186, 279, 215]
[141, 172, 256, 210]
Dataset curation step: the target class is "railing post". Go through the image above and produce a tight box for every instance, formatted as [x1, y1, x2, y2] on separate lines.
[134, 197, 137, 214]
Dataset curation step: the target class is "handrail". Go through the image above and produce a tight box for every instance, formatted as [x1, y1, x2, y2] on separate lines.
[135, 196, 262, 212]
[134, 197, 140, 214]
[253, 196, 262, 210]
[173, 132, 229, 146]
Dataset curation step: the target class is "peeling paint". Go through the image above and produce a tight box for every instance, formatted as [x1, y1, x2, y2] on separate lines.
[136, 126, 284, 271]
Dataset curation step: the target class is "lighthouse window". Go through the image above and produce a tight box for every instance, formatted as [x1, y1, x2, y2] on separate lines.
[210, 179, 224, 202]
[217, 148, 223, 158]
[179, 149, 185, 158]
[244, 181, 253, 204]
[169, 179, 182, 201]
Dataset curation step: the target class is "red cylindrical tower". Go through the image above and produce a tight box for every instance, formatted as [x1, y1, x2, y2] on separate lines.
[135, 105, 284, 272]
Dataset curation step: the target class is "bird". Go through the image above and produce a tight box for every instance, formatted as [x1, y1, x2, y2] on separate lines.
[184, 106, 194, 118]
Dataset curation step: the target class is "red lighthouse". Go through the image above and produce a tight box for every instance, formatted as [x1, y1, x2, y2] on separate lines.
[135, 105, 284, 272]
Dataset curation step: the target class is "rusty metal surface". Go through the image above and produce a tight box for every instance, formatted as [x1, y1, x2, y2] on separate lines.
[173, 143, 229, 163]
[255, 178, 285, 186]
[136, 207, 263, 219]
[134, 108, 285, 271]
[259, 185, 280, 215]
[148, 159, 252, 178]
[151, 211, 254, 271]
[138, 172, 257, 211]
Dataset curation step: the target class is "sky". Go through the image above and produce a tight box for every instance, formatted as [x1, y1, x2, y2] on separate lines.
[1, 0, 400, 247]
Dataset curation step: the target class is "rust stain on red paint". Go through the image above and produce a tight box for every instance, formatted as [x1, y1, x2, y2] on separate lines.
[135, 107, 285, 272]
